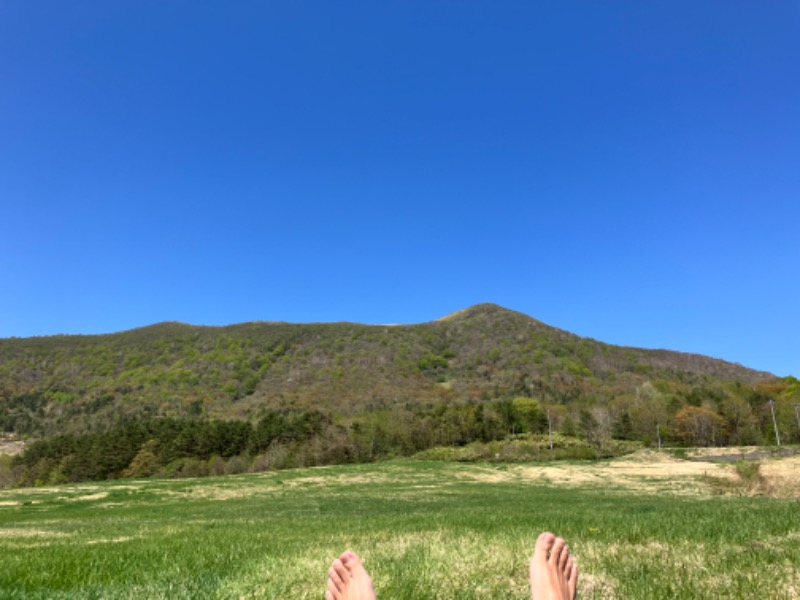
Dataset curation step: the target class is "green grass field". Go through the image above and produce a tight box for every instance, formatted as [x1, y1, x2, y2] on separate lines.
[0, 455, 798, 599]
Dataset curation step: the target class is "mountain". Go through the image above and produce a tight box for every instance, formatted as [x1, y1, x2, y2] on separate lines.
[0, 304, 776, 437]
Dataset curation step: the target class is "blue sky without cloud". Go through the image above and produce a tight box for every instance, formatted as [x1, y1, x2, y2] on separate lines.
[1, 1, 798, 376]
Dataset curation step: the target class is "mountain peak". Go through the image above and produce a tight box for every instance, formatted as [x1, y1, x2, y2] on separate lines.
[437, 303, 516, 322]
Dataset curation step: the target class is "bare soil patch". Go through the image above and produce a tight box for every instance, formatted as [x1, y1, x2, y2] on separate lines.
[0, 435, 25, 456]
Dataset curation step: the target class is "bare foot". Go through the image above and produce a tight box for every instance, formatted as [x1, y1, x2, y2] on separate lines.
[325, 551, 376, 600]
[530, 532, 578, 600]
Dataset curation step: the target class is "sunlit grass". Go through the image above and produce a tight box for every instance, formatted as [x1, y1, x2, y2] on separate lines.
[0, 459, 798, 598]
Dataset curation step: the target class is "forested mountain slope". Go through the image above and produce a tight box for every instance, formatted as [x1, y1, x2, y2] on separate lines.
[0, 304, 782, 440]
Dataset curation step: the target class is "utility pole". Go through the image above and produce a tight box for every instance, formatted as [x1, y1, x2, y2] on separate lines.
[768, 399, 781, 447]
[794, 403, 800, 438]
[547, 409, 553, 450]
[656, 424, 662, 450]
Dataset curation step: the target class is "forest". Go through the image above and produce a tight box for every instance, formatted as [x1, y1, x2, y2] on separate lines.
[1, 304, 798, 486]
[6, 380, 800, 487]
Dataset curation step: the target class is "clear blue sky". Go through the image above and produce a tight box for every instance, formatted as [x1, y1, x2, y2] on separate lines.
[1, 1, 798, 376]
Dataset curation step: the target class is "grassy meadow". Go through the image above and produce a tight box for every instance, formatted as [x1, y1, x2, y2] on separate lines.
[0, 452, 798, 599]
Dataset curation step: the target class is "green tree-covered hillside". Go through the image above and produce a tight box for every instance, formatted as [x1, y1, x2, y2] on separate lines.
[1, 304, 796, 448]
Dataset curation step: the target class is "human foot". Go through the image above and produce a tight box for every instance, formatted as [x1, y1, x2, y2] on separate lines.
[530, 532, 578, 600]
[325, 551, 376, 600]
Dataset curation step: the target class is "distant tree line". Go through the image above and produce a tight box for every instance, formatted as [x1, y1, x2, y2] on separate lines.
[10, 410, 324, 486]
[5, 382, 800, 487]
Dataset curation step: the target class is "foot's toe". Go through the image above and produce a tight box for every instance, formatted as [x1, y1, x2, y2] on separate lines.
[532, 532, 556, 565]
[330, 560, 348, 591]
[341, 550, 367, 577]
[558, 545, 570, 571]
[326, 576, 340, 600]
[568, 561, 579, 598]
[549, 537, 566, 567]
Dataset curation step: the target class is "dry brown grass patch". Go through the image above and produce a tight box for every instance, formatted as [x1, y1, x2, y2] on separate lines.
[758, 455, 800, 498]
[0, 527, 70, 539]
[65, 491, 109, 502]
[508, 451, 737, 495]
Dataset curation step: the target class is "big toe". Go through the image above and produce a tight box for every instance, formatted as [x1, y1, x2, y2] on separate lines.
[533, 532, 556, 565]
[341, 551, 366, 574]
